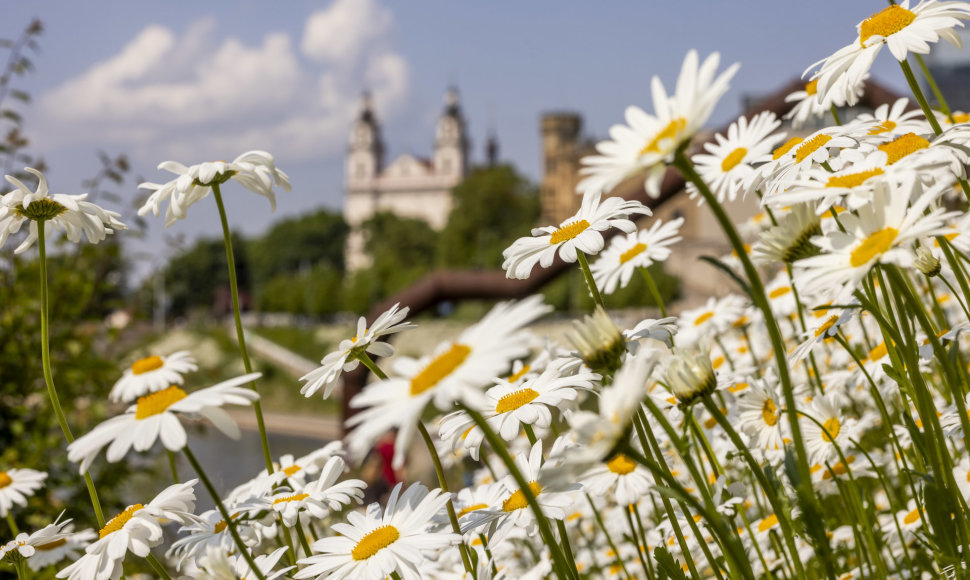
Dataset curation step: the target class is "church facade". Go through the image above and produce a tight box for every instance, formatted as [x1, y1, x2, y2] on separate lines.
[343, 89, 470, 271]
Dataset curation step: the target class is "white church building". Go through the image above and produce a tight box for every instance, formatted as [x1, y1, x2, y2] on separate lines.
[343, 89, 470, 270]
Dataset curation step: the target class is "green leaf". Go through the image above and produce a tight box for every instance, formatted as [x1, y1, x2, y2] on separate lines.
[654, 546, 689, 580]
[698, 255, 752, 298]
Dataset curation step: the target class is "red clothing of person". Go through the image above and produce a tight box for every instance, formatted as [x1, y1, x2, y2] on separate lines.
[376, 438, 399, 484]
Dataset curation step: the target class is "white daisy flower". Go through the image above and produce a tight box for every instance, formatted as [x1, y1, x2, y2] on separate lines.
[0, 467, 46, 517]
[0, 517, 72, 565]
[268, 456, 366, 527]
[0, 167, 126, 254]
[462, 441, 578, 545]
[109, 351, 198, 403]
[793, 177, 957, 302]
[294, 483, 460, 580]
[664, 347, 717, 406]
[438, 359, 599, 459]
[168, 508, 261, 572]
[688, 111, 785, 203]
[26, 524, 96, 572]
[757, 125, 861, 198]
[56, 480, 198, 580]
[578, 50, 739, 197]
[807, 1, 970, 107]
[138, 150, 291, 227]
[346, 296, 550, 469]
[676, 295, 747, 347]
[801, 396, 857, 465]
[300, 302, 415, 399]
[194, 545, 293, 580]
[591, 217, 683, 295]
[785, 78, 865, 129]
[67, 373, 262, 474]
[579, 452, 652, 507]
[501, 190, 650, 280]
[624, 316, 679, 350]
[850, 97, 930, 141]
[735, 374, 787, 452]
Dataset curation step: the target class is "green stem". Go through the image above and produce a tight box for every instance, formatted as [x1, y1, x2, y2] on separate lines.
[183, 445, 267, 580]
[37, 224, 105, 528]
[640, 267, 668, 317]
[145, 554, 174, 580]
[5, 513, 18, 535]
[914, 53, 953, 120]
[829, 104, 842, 126]
[294, 514, 313, 558]
[166, 450, 179, 484]
[458, 404, 576, 580]
[672, 149, 834, 578]
[576, 251, 605, 309]
[415, 420, 475, 576]
[700, 397, 806, 579]
[900, 58, 944, 136]
[357, 351, 388, 380]
[211, 183, 274, 475]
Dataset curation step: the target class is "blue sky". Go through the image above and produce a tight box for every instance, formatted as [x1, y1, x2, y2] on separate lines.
[2, 1, 925, 275]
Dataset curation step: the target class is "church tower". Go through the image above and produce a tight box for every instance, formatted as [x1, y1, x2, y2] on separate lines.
[433, 87, 469, 178]
[347, 92, 384, 185]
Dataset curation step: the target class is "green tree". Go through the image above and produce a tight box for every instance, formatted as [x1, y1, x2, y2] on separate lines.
[248, 209, 348, 281]
[436, 164, 540, 268]
[361, 211, 438, 300]
[164, 233, 251, 319]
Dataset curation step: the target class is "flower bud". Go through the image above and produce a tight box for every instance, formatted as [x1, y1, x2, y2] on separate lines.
[665, 348, 716, 406]
[914, 246, 940, 277]
[568, 306, 626, 378]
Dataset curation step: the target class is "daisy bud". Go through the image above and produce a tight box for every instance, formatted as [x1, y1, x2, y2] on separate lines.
[568, 306, 625, 378]
[914, 246, 940, 277]
[752, 204, 821, 265]
[665, 348, 716, 406]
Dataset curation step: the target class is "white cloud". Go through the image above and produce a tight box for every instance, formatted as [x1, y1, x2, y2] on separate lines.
[301, 0, 392, 65]
[36, 1, 408, 164]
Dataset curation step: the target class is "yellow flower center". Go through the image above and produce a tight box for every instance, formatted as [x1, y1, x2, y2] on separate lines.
[694, 311, 715, 326]
[134, 385, 188, 420]
[549, 220, 590, 245]
[495, 388, 540, 414]
[502, 481, 542, 512]
[457, 503, 489, 518]
[815, 315, 839, 338]
[214, 520, 228, 533]
[903, 507, 921, 525]
[769, 286, 791, 299]
[850, 227, 898, 268]
[131, 355, 165, 374]
[805, 79, 818, 96]
[606, 454, 637, 475]
[878, 133, 929, 164]
[351, 525, 400, 560]
[860, 5, 916, 46]
[34, 538, 67, 551]
[721, 147, 748, 172]
[868, 120, 897, 135]
[283, 464, 302, 477]
[794, 134, 832, 164]
[0, 472, 10, 489]
[868, 342, 888, 361]
[826, 168, 884, 189]
[272, 493, 309, 505]
[639, 117, 687, 156]
[619, 243, 647, 265]
[100, 504, 145, 538]
[762, 399, 779, 426]
[821, 417, 841, 442]
[773, 137, 804, 160]
[409, 343, 471, 396]
[822, 456, 856, 480]
[507, 365, 531, 383]
[758, 514, 779, 533]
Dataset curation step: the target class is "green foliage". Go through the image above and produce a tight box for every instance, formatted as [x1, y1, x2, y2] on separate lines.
[361, 211, 438, 298]
[437, 164, 540, 268]
[164, 233, 250, 319]
[0, 243, 137, 530]
[248, 209, 348, 281]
